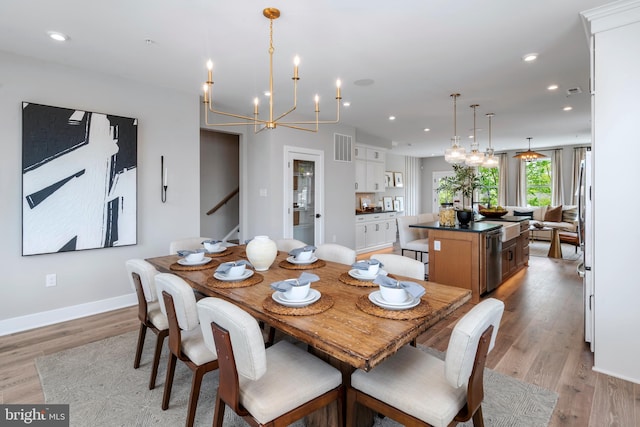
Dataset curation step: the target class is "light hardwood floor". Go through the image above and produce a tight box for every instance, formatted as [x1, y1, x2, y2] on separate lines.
[1, 245, 638, 426]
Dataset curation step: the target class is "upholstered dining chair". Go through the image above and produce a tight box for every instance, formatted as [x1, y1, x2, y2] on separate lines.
[275, 238, 308, 253]
[155, 273, 219, 427]
[196, 297, 344, 427]
[168, 237, 213, 255]
[396, 215, 429, 262]
[346, 298, 505, 427]
[125, 259, 169, 390]
[315, 243, 357, 265]
[371, 253, 425, 281]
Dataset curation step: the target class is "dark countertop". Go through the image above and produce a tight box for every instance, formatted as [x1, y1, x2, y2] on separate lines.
[355, 210, 397, 215]
[410, 221, 502, 233]
[477, 215, 529, 223]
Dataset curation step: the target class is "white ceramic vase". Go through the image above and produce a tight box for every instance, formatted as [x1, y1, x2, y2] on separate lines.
[246, 236, 277, 271]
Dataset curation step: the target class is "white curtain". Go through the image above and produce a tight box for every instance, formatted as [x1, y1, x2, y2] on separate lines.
[405, 156, 421, 215]
[515, 160, 527, 206]
[571, 147, 588, 205]
[551, 149, 564, 206]
[497, 153, 508, 206]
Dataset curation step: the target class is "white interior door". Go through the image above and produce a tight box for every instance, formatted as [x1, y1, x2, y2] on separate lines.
[284, 146, 324, 245]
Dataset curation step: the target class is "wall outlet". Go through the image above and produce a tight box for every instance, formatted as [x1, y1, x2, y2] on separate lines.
[46, 273, 57, 287]
[434, 241, 441, 251]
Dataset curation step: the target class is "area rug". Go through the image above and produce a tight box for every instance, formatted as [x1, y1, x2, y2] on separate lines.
[36, 331, 557, 427]
[529, 240, 581, 261]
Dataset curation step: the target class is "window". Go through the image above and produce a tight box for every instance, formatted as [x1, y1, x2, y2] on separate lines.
[525, 159, 551, 206]
[478, 166, 499, 207]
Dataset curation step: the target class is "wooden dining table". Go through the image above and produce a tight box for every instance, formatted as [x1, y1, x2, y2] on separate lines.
[146, 245, 471, 426]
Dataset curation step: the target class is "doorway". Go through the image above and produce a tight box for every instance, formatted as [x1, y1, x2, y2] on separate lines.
[284, 146, 324, 245]
[200, 130, 240, 242]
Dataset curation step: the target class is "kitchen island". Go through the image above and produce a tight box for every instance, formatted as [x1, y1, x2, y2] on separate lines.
[411, 217, 529, 302]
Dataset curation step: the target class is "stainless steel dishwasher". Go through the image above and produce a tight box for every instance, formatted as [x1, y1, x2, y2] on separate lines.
[485, 229, 502, 293]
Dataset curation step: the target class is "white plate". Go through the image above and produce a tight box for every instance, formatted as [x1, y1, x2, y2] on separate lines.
[213, 270, 254, 282]
[286, 256, 318, 265]
[368, 291, 420, 310]
[177, 257, 212, 266]
[348, 269, 388, 281]
[272, 289, 321, 307]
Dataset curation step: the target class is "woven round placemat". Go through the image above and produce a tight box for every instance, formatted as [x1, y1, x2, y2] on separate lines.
[170, 260, 219, 272]
[278, 259, 326, 270]
[262, 294, 334, 316]
[355, 294, 432, 320]
[338, 272, 378, 287]
[205, 272, 264, 289]
[337, 272, 400, 288]
[205, 249, 233, 258]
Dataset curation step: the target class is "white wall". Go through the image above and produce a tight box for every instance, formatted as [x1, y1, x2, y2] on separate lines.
[585, 1, 640, 384]
[0, 51, 201, 333]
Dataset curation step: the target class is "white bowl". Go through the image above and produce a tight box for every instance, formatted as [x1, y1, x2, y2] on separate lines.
[379, 284, 408, 303]
[185, 252, 205, 263]
[204, 241, 222, 252]
[295, 250, 313, 261]
[367, 263, 380, 275]
[226, 264, 246, 277]
[283, 280, 311, 301]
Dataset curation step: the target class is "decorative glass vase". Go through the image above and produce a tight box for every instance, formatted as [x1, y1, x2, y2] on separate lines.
[246, 235, 277, 271]
[439, 203, 456, 227]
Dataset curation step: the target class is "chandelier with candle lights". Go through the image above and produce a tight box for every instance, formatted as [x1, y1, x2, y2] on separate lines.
[202, 7, 342, 133]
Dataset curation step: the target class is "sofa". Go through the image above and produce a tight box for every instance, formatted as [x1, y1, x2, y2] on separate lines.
[502, 205, 578, 241]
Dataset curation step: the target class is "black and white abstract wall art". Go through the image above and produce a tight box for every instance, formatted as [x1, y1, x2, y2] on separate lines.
[22, 102, 137, 255]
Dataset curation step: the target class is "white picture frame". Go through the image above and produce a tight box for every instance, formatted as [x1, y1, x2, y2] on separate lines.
[395, 196, 404, 212]
[383, 196, 393, 211]
[393, 200, 400, 211]
[384, 171, 394, 188]
[394, 172, 404, 188]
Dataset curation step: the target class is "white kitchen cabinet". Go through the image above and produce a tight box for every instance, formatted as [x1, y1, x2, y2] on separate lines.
[355, 212, 397, 253]
[355, 145, 386, 193]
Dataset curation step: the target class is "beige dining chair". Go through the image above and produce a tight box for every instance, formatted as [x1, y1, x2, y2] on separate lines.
[125, 259, 169, 390]
[155, 273, 219, 427]
[168, 237, 213, 255]
[275, 238, 308, 253]
[371, 253, 425, 281]
[315, 243, 357, 265]
[196, 297, 344, 427]
[346, 298, 505, 427]
[397, 215, 429, 262]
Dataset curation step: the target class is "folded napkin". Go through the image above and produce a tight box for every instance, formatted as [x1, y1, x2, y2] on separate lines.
[270, 272, 320, 292]
[373, 276, 425, 299]
[351, 259, 384, 270]
[216, 260, 253, 274]
[288, 245, 317, 257]
[177, 249, 206, 257]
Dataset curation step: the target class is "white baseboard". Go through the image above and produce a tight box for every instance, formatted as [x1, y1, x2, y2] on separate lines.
[0, 293, 137, 336]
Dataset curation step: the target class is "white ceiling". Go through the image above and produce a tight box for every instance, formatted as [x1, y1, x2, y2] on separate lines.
[0, 0, 611, 157]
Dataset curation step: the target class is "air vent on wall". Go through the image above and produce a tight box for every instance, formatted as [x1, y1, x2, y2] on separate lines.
[334, 133, 352, 162]
[566, 87, 583, 96]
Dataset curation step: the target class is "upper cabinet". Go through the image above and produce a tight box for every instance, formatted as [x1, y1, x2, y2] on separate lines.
[354, 145, 386, 192]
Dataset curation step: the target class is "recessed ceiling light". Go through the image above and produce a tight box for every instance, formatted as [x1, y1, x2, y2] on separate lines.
[388, 116, 396, 121]
[522, 53, 538, 62]
[547, 84, 559, 90]
[343, 101, 351, 107]
[563, 106, 573, 111]
[264, 91, 271, 97]
[47, 31, 69, 42]
[423, 128, 430, 132]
